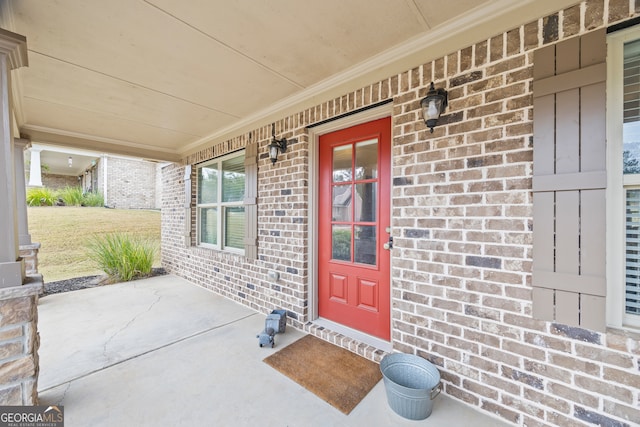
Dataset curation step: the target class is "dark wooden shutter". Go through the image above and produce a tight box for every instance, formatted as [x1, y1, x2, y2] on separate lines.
[244, 141, 258, 259]
[532, 29, 607, 332]
[184, 165, 192, 247]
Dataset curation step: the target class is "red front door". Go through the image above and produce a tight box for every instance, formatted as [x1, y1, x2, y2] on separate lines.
[318, 117, 391, 340]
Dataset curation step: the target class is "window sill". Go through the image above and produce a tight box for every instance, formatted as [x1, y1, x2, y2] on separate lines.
[191, 245, 246, 260]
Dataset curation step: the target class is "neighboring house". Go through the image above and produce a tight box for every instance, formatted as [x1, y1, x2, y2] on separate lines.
[92, 154, 165, 209]
[160, 2, 640, 427]
[26, 144, 164, 209]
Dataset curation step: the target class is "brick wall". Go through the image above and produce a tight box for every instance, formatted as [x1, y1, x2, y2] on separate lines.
[104, 156, 158, 209]
[40, 173, 77, 190]
[162, 1, 640, 426]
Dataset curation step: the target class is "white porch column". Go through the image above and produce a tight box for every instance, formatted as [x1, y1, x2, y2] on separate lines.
[102, 154, 108, 206]
[27, 146, 42, 187]
[14, 138, 31, 245]
[0, 28, 28, 288]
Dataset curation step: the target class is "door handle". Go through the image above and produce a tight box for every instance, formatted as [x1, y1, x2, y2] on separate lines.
[383, 236, 393, 250]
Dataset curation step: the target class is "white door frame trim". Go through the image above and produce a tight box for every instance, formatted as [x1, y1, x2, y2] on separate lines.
[307, 102, 393, 349]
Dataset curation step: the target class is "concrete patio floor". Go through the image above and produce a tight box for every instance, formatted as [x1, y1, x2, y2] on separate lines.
[37, 275, 511, 426]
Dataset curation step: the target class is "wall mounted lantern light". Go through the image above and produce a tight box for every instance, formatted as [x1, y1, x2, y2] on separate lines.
[269, 123, 287, 164]
[420, 82, 448, 133]
[68, 156, 73, 167]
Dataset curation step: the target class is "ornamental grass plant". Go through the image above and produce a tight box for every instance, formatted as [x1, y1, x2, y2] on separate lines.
[26, 186, 105, 207]
[88, 232, 156, 283]
[26, 187, 57, 206]
[58, 186, 85, 206]
[82, 191, 105, 207]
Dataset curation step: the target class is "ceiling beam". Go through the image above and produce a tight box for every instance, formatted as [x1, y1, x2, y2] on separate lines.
[22, 126, 181, 163]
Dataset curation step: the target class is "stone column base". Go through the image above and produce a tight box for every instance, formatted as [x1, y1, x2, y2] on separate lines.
[0, 276, 42, 405]
[19, 243, 41, 277]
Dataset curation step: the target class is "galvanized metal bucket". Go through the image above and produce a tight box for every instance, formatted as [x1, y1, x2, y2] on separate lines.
[380, 353, 442, 420]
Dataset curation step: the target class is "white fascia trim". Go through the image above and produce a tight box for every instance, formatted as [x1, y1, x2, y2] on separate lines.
[23, 125, 181, 161]
[30, 143, 102, 158]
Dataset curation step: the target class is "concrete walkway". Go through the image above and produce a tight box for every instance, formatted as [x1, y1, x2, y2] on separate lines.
[37, 275, 511, 427]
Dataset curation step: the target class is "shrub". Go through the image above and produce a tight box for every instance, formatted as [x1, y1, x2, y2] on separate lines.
[58, 186, 84, 206]
[83, 191, 104, 207]
[88, 233, 156, 282]
[26, 187, 56, 206]
[332, 229, 351, 261]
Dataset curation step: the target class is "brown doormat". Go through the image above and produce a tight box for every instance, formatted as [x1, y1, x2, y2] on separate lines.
[263, 334, 382, 415]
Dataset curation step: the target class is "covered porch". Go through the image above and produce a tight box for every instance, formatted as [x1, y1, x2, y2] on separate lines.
[37, 274, 508, 426]
[1, 1, 639, 426]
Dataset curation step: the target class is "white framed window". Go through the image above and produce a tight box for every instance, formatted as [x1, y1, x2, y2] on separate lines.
[196, 151, 246, 254]
[607, 26, 640, 329]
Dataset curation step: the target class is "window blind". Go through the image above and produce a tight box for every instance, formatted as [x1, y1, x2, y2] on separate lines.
[626, 189, 640, 315]
[624, 40, 640, 319]
[624, 39, 640, 124]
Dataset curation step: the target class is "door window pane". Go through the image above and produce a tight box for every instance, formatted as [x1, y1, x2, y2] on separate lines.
[333, 145, 352, 182]
[355, 183, 377, 222]
[198, 166, 218, 203]
[355, 139, 378, 180]
[332, 185, 352, 222]
[332, 225, 351, 261]
[200, 207, 217, 245]
[354, 225, 376, 265]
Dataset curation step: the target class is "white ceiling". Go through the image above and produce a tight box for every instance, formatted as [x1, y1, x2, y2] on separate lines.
[28, 146, 100, 177]
[1, 0, 580, 165]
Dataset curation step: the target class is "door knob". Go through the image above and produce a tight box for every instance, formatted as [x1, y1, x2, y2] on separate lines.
[383, 236, 393, 250]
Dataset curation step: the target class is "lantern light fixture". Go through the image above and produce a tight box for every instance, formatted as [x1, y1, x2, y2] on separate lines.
[68, 156, 73, 167]
[420, 82, 448, 133]
[269, 123, 287, 164]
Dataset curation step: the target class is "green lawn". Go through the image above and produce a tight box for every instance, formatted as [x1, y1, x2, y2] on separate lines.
[27, 207, 161, 282]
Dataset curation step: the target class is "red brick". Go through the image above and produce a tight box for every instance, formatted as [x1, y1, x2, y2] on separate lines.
[447, 52, 459, 77]
[490, 34, 504, 62]
[463, 378, 499, 399]
[603, 400, 640, 424]
[585, 0, 604, 30]
[507, 28, 521, 56]
[481, 400, 521, 424]
[563, 4, 581, 37]
[486, 56, 527, 76]
[482, 372, 522, 396]
[523, 20, 540, 51]
[575, 344, 634, 369]
[548, 382, 599, 407]
[524, 388, 571, 413]
[447, 384, 480, 405]
[500, 394, 545, 419]
[460, 46, 473, 72]
[475, 40, 488, 67]
[603, 366, 640, 388]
